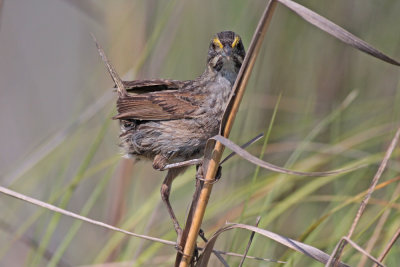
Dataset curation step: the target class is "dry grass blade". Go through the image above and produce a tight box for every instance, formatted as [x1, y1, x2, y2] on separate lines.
[163, 134, 263, 171]
[91, 33, 127, 97]
[277, 0, 400, 66]
[211, 135, 364, 177]
[298, 176, 400, 245]
[195, 232, 219, 267]
[0, 185, 275, 265]
[238, 216, 261, 267]
[0, 185, 176, 246]
[211, 253, 229, 267]
[209, 250, 283, 263]
[220, 133, 263, 165]
[177, 1, 279, 265]
[326, 237, 385, 267]
[358, 183, 400, 267]
[376, 227, 400, 266]
[166, 134, 263, 170]
[343, 238, 385, 267]
[198, 223, 350, 267]
[328, 126, 400, 266]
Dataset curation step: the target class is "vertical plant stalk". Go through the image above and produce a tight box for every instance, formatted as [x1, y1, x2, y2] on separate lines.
[358, 182, 400, 267]
[238, 216, 261, 267]
[376, 227, 400, 266]
[177, 1, 278, 266]
[328, 126, 400, 266]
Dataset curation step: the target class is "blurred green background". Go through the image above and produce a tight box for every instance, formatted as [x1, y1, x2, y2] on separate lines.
[1, 0, 399, 266]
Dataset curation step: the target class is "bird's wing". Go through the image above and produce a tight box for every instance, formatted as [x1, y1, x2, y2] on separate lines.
[121, 79, 189, 94]
[114, 89, 206, 121]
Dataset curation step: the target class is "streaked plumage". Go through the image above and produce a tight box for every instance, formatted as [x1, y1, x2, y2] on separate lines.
[114, 31, 245, 240]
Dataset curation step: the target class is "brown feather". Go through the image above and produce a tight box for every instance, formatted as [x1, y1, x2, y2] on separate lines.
[113, 89, 206, 120]
[120, 79, 189, 94]
[111, 31, 246, 240]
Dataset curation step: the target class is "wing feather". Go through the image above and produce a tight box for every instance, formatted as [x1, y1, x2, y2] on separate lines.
[120, 79, 189, 94]
[114, 90, 205, 121]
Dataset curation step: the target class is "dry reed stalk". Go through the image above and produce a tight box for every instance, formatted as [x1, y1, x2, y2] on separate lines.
[327, 126, 400, 266]
[238, 216, 261, 267]
[358, 182, 400, 267]
[176, 1, 279, 266]
[0, 183, 279, 264]
[376, 227, 400, 266]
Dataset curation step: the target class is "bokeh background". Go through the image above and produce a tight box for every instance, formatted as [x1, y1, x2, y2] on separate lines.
[1, 0, 399, 266]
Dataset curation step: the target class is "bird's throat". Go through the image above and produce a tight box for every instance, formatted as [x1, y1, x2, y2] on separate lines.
[220, 62, 239, 85]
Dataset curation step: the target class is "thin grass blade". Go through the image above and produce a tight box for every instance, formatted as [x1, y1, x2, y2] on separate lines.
[277, 0, 400, 66]
[199, 223, 350, 267]
[329, 126, 400, 265]
[377, 227, 400, 265]
[210, 135, 365, 177]
[238, 216, 261, 267]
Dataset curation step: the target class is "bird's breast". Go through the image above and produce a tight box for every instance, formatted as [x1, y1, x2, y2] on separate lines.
[201, 74, 234, 118]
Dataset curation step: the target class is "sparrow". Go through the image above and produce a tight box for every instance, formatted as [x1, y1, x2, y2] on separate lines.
[114, 31, 245, 241]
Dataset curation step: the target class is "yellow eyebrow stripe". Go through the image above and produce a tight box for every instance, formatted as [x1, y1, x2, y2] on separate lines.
[232, 36, 240, 48]
[213, 37, 223, 49]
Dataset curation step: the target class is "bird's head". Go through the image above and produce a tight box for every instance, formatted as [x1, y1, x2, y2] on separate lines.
[207, 31, 245, 77]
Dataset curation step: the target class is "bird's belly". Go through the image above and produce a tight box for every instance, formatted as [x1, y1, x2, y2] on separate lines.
[120, 75, 233, 163]
[121, 116, 220, 163]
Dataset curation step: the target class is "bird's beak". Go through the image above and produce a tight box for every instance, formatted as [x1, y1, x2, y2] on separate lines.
[223, 46, 232, 59]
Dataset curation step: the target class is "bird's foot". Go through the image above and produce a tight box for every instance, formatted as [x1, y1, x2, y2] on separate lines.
[195, 165, 222, 184]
